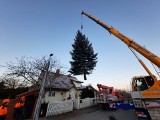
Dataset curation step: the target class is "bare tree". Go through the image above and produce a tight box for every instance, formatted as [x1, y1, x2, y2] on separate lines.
[4, 56, 64, 88]
[0, 76, 20, 89]
[0, 80, 6, 89]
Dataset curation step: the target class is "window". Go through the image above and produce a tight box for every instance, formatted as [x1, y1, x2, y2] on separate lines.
[136, 77, 151, 91]
[48, 91, 52, 96]
[48, 91, 55, 97]
[52, 91, 55, 96]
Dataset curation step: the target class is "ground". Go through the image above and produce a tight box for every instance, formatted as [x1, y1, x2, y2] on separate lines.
[40, 106, 138, 120]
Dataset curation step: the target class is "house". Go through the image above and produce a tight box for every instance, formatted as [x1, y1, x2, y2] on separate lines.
[39, 69, 85, 103]
[7, 70, 95, 120]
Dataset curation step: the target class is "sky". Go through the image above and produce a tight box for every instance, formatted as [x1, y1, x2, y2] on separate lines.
[0, 0, 160, 90]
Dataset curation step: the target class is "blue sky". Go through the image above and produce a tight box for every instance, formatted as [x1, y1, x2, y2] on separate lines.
[0, 0, 160, 90]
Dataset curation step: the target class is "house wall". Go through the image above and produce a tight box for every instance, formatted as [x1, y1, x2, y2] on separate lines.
[43, 88, 82, 102]
[69, 88, 82, 100]
[62, 91, 68, 100]
[73, 81, 82, 88]
[44, 91, 66, 102]
[70, 88, 76, 100]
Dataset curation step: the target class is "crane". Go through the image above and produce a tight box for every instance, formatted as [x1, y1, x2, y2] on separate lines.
[81, 11, 160, 120]
[81, 11, 160, 91]
[96, 84, 120, 110]
[81, 11, 160, 67]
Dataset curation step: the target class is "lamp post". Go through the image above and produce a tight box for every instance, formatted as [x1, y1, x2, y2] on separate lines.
[33, 54, 53, 120]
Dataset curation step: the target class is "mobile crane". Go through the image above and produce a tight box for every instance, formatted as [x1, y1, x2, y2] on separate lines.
[81, 11, 160, 120]
[96, 84, 123, 109]
[97, 84, 123, 101]
[97, 84, 116, 101]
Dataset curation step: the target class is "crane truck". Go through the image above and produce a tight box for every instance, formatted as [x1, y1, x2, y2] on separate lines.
[81, 11, 160, 120]
[96, 84, 124, 110]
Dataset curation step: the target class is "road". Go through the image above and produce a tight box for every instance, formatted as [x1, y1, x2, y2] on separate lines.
[40, 106, 138, 120]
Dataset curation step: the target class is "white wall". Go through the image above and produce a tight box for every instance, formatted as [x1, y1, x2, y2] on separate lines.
[43, 88, 82, 103]
[43, 91, 66, 102]
[69, 88, 82, 100]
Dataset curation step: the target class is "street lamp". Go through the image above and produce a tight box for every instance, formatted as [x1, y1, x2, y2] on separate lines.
[33, 54, 53, 120]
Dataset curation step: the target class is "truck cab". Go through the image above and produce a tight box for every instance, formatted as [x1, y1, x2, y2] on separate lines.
[132, 76, 155, 91]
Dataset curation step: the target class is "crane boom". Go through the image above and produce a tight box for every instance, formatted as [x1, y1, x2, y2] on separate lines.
[81, 11, 160, 120]
[81, 11, 160, 68]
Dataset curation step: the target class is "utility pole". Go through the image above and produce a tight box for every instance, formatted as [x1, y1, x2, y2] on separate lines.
[33, 54, 53, 120]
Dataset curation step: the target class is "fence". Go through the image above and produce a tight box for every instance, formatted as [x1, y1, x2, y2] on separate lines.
[46, 98, 96, 117]
[46, 100, 73, 116]
[74, 98, 96, 110]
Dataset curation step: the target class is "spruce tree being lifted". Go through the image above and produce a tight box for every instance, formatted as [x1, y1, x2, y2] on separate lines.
[69, 30, 98, 80]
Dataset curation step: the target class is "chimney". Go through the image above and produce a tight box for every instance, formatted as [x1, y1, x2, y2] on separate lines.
[55, 69, 60, 76]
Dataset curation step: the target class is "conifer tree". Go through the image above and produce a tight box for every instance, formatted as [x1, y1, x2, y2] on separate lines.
[69, 30, 98, 80]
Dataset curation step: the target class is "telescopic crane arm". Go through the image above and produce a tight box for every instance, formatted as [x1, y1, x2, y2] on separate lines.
[97, 84, 115, 96]
[81, 11, 160, 68]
